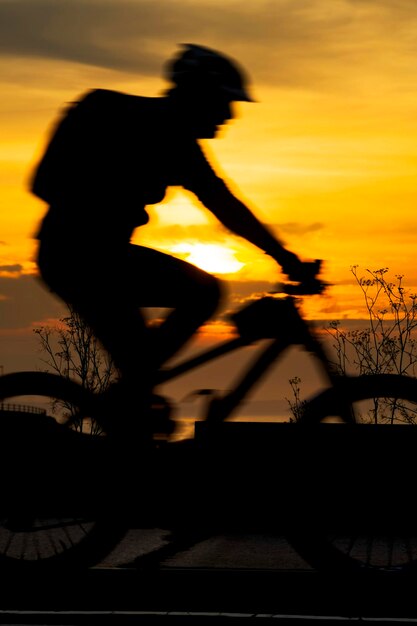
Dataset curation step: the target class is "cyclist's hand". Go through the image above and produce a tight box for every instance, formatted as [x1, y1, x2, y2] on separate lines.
[276, 249, 301, 279]
[276, 253, 326, 295]
[279, 250, 321, 282]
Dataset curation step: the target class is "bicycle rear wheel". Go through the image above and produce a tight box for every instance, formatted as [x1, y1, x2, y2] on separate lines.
[288, 374, 417, 573]
[0, 371, 127, 571]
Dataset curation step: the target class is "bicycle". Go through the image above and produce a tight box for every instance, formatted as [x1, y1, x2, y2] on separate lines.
[1, 267, 417, 574]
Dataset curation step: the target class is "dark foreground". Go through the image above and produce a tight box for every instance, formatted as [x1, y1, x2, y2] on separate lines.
[3, 423, 417, 623]
[2, 563, 417, 624]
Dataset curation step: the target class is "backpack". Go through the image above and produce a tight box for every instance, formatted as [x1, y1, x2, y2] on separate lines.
[30, 90, 122, 205]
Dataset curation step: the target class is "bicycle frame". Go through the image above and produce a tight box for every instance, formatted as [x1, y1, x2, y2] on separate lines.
[157, 295, 340, 423]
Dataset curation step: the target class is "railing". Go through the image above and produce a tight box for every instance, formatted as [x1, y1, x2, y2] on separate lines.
[0, 403, 46, 415]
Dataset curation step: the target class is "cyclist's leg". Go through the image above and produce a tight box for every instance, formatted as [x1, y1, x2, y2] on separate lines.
[38, 242, 155, 436]
[125, 244, 225, 367]
[77, 303, 157, 440]
[37, 240, 223, 433]
[79, 246, 223, 437]
[70, 245, 224, 376]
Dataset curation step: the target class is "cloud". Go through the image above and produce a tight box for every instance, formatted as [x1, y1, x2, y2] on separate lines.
[0, 0, 245, 75]
[226, 280, 279, 308]
[1, 0, 416, 92]
[0, 0, 164, 75]
[0, 264, 23, 274]
[0, 274, 65, 329]
[275, 222, 324, 236]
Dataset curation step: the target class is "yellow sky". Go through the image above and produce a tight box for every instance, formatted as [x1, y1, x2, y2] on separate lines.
[1, 0, 417, 378]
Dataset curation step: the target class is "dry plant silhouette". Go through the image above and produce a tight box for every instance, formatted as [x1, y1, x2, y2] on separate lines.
[287, 267, 417, 424]
[34, 306, 116, 431]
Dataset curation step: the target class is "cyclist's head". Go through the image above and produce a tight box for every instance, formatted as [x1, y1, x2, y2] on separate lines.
[166, 44, 254, 103]
[165, 44, 254, 139]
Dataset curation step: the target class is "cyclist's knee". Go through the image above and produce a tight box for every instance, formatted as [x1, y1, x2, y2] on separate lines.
[210, 275, 225, 312]
[196, 274, 225, 317]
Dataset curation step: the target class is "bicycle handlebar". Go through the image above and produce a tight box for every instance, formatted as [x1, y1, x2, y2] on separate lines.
[273, 259, 328, 296]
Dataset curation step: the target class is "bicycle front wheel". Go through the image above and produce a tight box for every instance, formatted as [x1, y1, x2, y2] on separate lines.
[0, 371, 127, 571]
[288, 374, 417, 573]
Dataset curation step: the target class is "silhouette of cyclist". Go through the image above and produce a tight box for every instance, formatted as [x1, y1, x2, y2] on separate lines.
[33, 44, 316, 434]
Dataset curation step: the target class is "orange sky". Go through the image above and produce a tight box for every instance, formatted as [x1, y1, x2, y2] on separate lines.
[1, 0, 417, 417]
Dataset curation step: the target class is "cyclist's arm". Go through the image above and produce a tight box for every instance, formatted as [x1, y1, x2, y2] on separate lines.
[202, 180, 297, 266]
[181, 143, 302, 277]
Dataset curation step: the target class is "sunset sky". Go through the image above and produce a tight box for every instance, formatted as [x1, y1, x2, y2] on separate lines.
[1, 0, 417, 419]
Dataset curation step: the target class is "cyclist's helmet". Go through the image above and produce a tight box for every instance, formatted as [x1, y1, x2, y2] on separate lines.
[166, 44, 254, 102]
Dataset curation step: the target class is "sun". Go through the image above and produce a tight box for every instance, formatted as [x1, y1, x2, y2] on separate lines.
[171, 243, 245, 274]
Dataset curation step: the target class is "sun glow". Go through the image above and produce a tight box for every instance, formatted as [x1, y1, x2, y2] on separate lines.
[171, 243, 245, 274]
